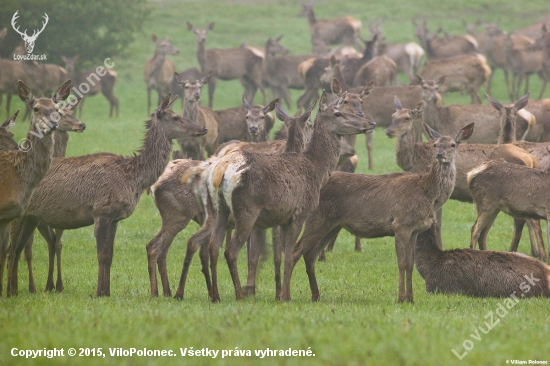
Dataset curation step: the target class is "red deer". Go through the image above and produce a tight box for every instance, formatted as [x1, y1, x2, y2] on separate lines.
[414, 20, 478, 60]
[538, 24, 550, 98]
[0, 109, 20, 152]
[61, 55, 119, 117]
[215, 104, 275, 145]
[284, 123, 473, 303]
[0, 80, 67, 295]
[144, 35, 179, 115]
[187, 22, 265, 108]
[416, 223, 550, 297]
[5, 94, 207, 297]
[170, 68, 202, 107]
[298, 3, 361, 50]
[505, 34, 546, 101]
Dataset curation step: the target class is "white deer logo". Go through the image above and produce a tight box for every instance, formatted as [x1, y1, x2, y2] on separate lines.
[11, 11, 49, 54]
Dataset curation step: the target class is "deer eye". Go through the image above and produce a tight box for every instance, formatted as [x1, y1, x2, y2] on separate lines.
[33, 107, 39, 112]
[451, 143, 456, 148]
[334, 112, 342, 117]
[433, 143, 437, 148]
[344, 100, 348, 104]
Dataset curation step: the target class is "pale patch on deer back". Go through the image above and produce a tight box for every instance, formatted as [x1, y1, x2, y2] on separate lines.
[467, 162, 490, 183]
[344, 17, 362, 32]
[208, 151, 248, 211]
[463, 34, 479, 50]
[246, 46, 265, 60]
[475, 53, 492, 80]
[298, 58, 316, 81]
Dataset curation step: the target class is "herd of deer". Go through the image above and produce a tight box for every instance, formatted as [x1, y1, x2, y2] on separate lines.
[1, 5, 550, 303]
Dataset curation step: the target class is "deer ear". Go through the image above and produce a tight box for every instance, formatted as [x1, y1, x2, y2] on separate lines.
[423, 123, 441, 141]
[275, 103, 289, 124]
[53, 80, 71, 104]
[263, 98, 279, 114]
[276, 34, 283, 41]
[156, 93, 172, 118]
[412, 102, 423, 117]
[208, 22, 215, 31]
[302, 99, 317, 122]
[66, 97, 81, 111]
[186, 22, 194, 31]
[331, 78, 342, 96]
[359, 80, 374, 99]
[416, 74, 424, 85]
[242, 95, 252, 112]
[2, 109, 19, 130]
[486, 93, 503, 112]
[18, 80, 34, 105]
[167, 95, 178, 109]
[436, 75, 447, 85]
[455, 123, 474, 144]
[201, 72, 212, 85]
[394, 96, 403, 110]
[514, 92, 530, 111]
[333, 92, 346, 109]
[174, 72, 185, 85]
[319, 90, 329, 112]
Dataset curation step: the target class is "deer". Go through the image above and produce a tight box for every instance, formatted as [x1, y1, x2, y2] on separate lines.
[215, 104, 275, 145]
[505, 34, 546, 101]
[368, 21, 425, 83]
[353, 55, 397, 87]
[173, 72, 219, 160]
[538, 24, 550, 99]
[5, 94, 208, 297]
[0, 80, 66, 295]
[144, 35, 179, 115]
[0, 109, 20, 152]
[298, 3, 362, 50]
[190, 91, 374, 302]
[170, 67, 202, 107]
[415, 223, 550, 298]
[413, 20, 478, 60]
[61, 55, 119, 117]
[514, 18, 550, 39]
[387, 95, 542, 259]
[11, 11, 48, 54]
[187, 22, 265, 108]
[283, 123, 473, 303]
[0, 60, 26, 118]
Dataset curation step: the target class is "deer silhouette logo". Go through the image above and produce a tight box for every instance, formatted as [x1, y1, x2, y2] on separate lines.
[11, 11, 49, 54]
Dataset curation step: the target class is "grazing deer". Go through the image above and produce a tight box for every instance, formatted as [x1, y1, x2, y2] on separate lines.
[173, 72, 219, 160]
[195, 92, 374, 302]
[0, 80, 66, 295]
[414, 20, 478, 60]
[144, 35, 179, 115]
[187, 22, 265, 108]
[298, 3, 361, 50]
[5, 94, 207, 297]
[284, 123, 473, 303]
[417, 54, 491, 104]
[0, 109, 20, 152]
[416, 223, 550, 297]
[61, 55, 119, 117]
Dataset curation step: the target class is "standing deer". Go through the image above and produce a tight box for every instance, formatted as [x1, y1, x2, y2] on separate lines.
[505, 34, 546, 101]
[61, 55, 119, 117]
[173, 72, 219, 160]
[298, 3, 362, 50]
[414, 20, 478, 60]
[5, 94, 207, 297]
[0, 80, 66, 295]
[144, 35, 179, 115]
[187, 22, 265, 108]
[283, 123, 473, 303]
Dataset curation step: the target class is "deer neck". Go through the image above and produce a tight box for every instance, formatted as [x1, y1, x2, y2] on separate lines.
[395, 128, 418, 171]
[196, 39, 207, 73]
[498, 116, 516, 144]
[151, 51, 167, 78]
[52, 130, 69, 158]
[128, 121, 173, 191]
[414, 225, 443, 278]
[15, 123, 56, 194]
[284, 124, 305, 153]
[303, 115, 342, 185]
[424, 156, 456, 212]
[182, 98, 199, 122]
[422, 100, 444, 130]
[306, 8, 316, 27]
[247, 130, 268, 143]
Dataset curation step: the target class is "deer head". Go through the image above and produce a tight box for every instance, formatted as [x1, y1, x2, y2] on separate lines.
[11, 11, 48, 53]
[385, 97, 423, 138]
[243, 96, 279, 140]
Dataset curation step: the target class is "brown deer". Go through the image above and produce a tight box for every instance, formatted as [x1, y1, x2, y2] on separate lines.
[199, 91, 375, 302]
[5, 94, 207, 297]
[170, 67, 202, 107]
[417, 54, 491, 104]
[144, 35, 179, 115]
[215, 104, 275, 145]
[505, 34, 546, 101]
[0, 109, 20, 151]
[538, 24, 550, 98]
[468, 160, 550, 265]
[514, 18, 550, 39]
[414, 20, 478, 60]
[298, 3, 362, 50]
[173, 72, 219, 160]
[187, 22, 265, 108]
[353, 55, 397, 87]
[61, 55, 119, 117]
[0, 61, 26, 118]
[416, 223, 550, 297]
[284, 123, 473, 303]
[0, 80, 67, 295]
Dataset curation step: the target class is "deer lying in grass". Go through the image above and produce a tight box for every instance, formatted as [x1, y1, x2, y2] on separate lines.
[187, 22, 265, 108]
[417, 54, 490, 104]
[144, 35, 179, 115]
[196, 92, 375, 302]
[284, 123, 473, 303]
[298, 3, 362, 50]
[173, 72, 219, 160]
[6, 94, 207, 297]
[416, 223, 550, 297]
[0, 109, 20, 151]
[1, 81, 66, 295]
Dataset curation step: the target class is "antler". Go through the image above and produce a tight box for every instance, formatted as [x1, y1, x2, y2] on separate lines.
[11, 11, 27, 38]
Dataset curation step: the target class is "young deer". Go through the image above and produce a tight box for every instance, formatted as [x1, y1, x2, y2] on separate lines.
[1, 81, 67, 295]
[61, 55, 119, 118]
[144, 35, 179, 115]
[416, 223, 550, 297]
[284, 123, 473, 303]
[6, 94, 207, 297]
[199, 92, 375, 302]
[173, 72, 219, 160]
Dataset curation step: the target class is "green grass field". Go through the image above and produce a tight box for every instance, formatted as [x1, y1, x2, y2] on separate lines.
[1, 1, 550, 365]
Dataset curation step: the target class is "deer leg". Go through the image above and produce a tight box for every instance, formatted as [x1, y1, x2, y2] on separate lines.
[209, 208, 229, 303]
[174, 217, 211, 300]
[394, 230, 413, 303]
[54, 229, 64, 292]
[470, 209, 499, 250]
[365, 131, 374, 170]
[510, 218, 526, 253]
[355, 236, 361, 252]
[146, 87, 152, 115]
[525, 219, 546, 262]
[207, 78, 217, 108]
[0, 224, 8, 295]
[7, 217, 39, 297]
[6, 93, 11, 118]
[538, 73, 547, 100]
[280, 220, 306, 300]
[35, 222, 56, 291]
[244, 229, 266, 296]
[405, 233, 417, 303]
[94, 217, 118, 297]
[23, 233, 36, 293]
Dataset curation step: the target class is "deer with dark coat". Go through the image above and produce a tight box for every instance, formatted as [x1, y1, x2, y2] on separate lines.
[284, 123, 474, 303]
[5, 94, 207, 297]
[0, 109, 20, 152]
